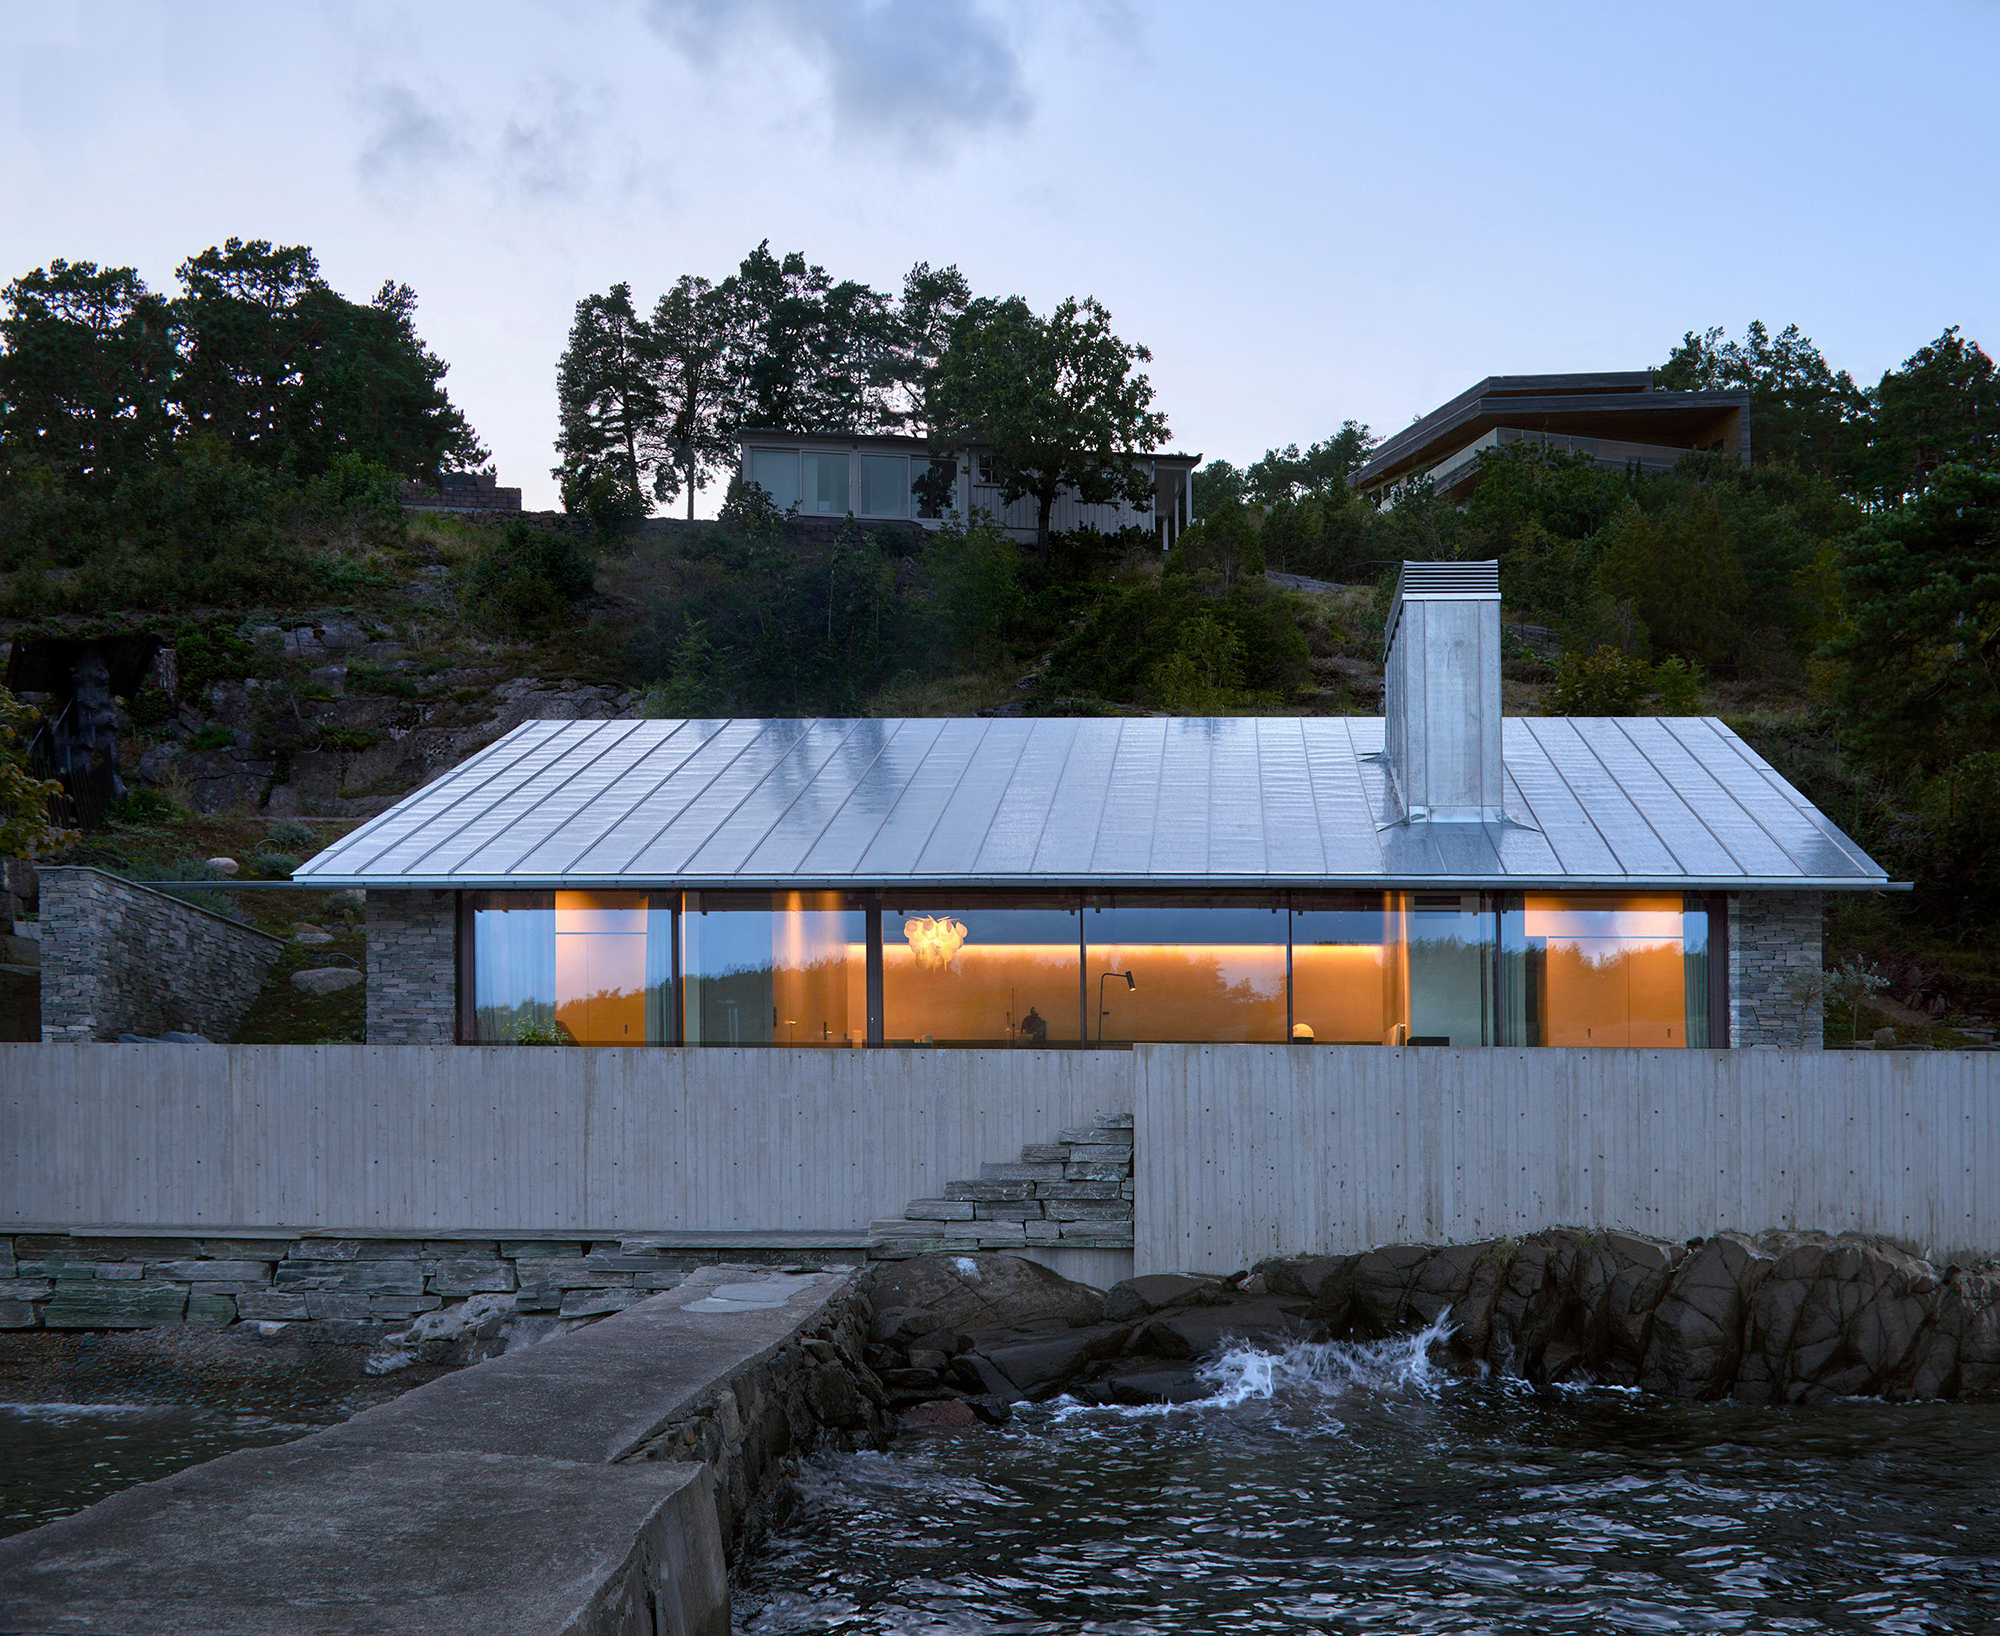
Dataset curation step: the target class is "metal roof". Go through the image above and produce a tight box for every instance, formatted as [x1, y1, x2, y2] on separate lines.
[293, 716, 1893, 892]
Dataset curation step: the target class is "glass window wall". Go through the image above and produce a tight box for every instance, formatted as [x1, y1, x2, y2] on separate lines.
[801, 451, 850, 515]
[1501, 893, 1709, 1048]
[883, 896, 1081, 1045]
[747, 448, 800, 511]
[468, 890, 673, 1045]
[1083, 897, 1287, 1043]
[682, 891, 867, 1047]
[463, 888, 1721, 1048]
[857, 454, 909, 519]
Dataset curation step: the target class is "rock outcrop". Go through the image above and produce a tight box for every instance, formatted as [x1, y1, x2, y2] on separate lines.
[870, 1231, 2000, 1418]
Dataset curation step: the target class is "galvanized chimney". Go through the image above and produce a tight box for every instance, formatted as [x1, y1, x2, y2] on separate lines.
[1383, 560, 1504, 821]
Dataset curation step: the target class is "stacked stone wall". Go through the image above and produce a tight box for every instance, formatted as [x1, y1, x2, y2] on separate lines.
[365, 888, 456, 1042]
[874, 1113, 1134, 1255]
[0, 1231, 854, 1333]
[1730, 891, 1825, 1048]
[627, 1278, 883, 1558]
[37, 866, 282, 1042]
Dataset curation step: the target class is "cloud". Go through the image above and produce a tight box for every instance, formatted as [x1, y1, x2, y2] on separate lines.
[642, 0, 1032, 146]
[355, 84, 470, 184]
[497, 80, 595, 200]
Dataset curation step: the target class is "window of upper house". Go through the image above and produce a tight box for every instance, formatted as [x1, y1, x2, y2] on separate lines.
[801, 451, 850, 515]
[748, 448, 800, 512]
[913, 458, 954, 520]
[856, 454, 910, 519]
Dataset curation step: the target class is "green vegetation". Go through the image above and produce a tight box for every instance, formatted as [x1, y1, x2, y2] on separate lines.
[4, 233, 1997, 1035]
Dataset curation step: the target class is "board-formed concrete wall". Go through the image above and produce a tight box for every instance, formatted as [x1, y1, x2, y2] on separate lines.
[1131, 1044, 1998, 1272]
[37, 867, 283, 1043]
[1, 1044, 1131, 1235]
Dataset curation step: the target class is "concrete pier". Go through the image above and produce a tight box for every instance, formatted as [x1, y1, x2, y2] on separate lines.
[0, 1265, 864, 1634]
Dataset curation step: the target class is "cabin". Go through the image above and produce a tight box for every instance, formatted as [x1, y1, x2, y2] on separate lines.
[1351, 373, 1751, 501]
[735, 428, 1201, 549]
[296, 562, 1890, 1053]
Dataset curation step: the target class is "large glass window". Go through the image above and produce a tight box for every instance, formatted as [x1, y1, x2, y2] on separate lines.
[883, 896, 1081, 1045]
[856, 454, 910, 519]
[748, 448, 800, 511]
[1292, 891, 1492, 1046]
[1502, 893, 1708, 1048]
[468, 890, 674, 1045]
[1083, 897, 1287, 1043]
[801, 451, 850, 515]
[682, 891, 867, 1047]
[1398, 892, 1494, 1046]
[1291, 894, 1396, 1044]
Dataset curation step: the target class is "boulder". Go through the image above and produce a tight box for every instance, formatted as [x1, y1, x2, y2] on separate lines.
[1103, 1272, 1226, 1324]
[1104, 1364, 1211, 1406]
[973, 1321, 1133, 1397]
[1737, 1238, 1937, 1403]
[901, 1398, 979, 1429]
[1129, 1296, 1315, 1361]
[1641, 1234, 1780, 1399]
[291, 967, 363, 996]
[867, 1252, 1104, 1345]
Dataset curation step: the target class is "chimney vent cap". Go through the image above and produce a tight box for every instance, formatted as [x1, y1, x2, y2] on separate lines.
[1386, 559, 1500, 657]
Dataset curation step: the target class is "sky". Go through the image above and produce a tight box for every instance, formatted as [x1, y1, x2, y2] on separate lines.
[4, 0, 1996, 512]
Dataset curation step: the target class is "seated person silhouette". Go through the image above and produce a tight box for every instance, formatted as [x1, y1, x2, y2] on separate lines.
[1020, 1005, 1048, 1044]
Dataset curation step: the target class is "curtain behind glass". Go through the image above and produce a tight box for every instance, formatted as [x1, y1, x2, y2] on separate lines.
[1683, 896, 1712, 1048]
[471, 893, 557, 1043]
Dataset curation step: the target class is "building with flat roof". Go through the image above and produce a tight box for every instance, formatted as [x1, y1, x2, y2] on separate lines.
[736, 428, 1200, 549]
[1351, 373, 1750, 501]
[297, 563, 1890, 1055]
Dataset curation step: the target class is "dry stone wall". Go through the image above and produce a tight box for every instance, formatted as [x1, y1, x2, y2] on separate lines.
[37, 866, 282, 1042]
[0, 1231, 852, 1334]
[365, 887, 456, 1042]
[1730, 891, 1825, 1047]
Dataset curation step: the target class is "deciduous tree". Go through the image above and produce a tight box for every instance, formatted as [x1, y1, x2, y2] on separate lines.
[927, 294, 1169, 561]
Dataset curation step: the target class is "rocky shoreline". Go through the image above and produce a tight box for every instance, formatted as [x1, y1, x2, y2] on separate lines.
[866, 1230, 2000, 1421]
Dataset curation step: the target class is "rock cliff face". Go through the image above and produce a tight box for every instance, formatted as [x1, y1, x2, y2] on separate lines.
[869, 1233, 2000, 1416]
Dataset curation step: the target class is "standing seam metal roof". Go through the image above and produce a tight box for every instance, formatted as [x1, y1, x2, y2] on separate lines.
[292, 716, 1892, 891]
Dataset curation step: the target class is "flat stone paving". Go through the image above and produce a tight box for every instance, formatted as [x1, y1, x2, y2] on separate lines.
[0, 1265, 857, 1635]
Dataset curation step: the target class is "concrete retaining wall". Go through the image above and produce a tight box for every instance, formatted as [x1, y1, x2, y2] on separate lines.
[1, 1044, 1130, 1236]
[37, 867, 283, 1042]
[1133, 1044, 2000, 1273]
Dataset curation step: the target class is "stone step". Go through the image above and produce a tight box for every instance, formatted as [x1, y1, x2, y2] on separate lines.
[944, 1179, 1036, 1202]
[903, 1200, 976, 1221]
[980, 1162, 1066, 1181]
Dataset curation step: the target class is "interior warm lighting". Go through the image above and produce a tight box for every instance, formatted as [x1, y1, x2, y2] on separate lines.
[904, 914, 969, 970]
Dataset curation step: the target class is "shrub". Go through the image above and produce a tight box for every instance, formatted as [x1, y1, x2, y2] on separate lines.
[248, 848, 300, 879]
[108, 786, 187, 826]
[188, 725, 236, 752]
[1652, 655, 1706, 713]
[126, 681, 172, 727]
[468, 522, 596, 633]
[1551, 645, 1653, 714]
[265, 818, 316, 850]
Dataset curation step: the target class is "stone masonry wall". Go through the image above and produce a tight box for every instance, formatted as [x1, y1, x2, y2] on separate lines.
[365, 888, 456, 1043]
[1730, 891, 1825, 1048]
[872, 1113, 1135, 1256]
[38, 866, 283, 1043]
[0, 1231, 854, 1333]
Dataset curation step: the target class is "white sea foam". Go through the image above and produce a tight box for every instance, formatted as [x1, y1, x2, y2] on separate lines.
[1050, 1314, 1458, 1421]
